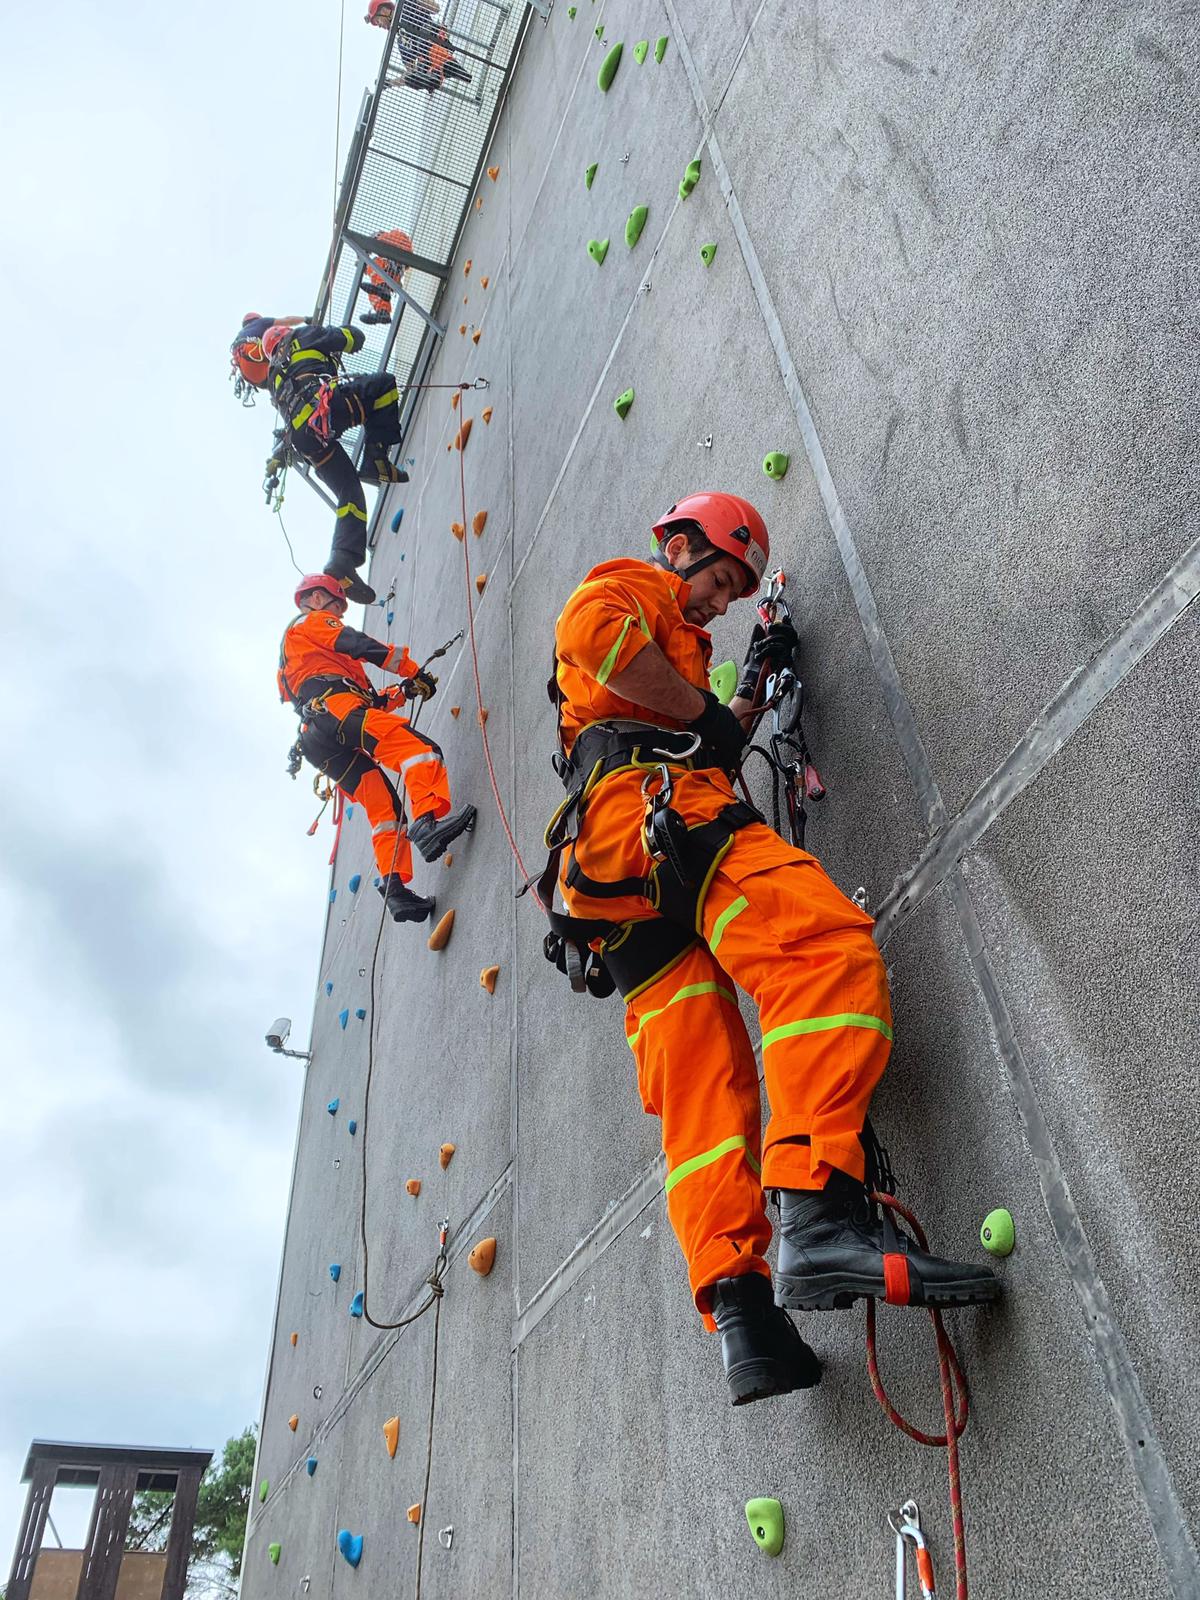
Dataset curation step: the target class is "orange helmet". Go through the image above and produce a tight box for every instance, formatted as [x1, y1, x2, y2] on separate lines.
[262, 322, 293, 360]
[295, 574, 348, 612]
[231, 337, 269, 389]
[365, 0, 394, 23]
[651, 492, 769, 597]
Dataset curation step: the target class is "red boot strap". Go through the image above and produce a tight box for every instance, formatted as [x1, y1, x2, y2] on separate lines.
[882, 1251, 911, 1305]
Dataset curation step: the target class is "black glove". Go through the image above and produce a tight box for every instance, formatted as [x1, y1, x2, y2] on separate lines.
[404, 668, 438, 702]
[688, 690, 748, 773]
[736, 620, 799, 701]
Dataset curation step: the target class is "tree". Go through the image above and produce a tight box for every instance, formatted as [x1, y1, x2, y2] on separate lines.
[126, 1427, 256, 1598]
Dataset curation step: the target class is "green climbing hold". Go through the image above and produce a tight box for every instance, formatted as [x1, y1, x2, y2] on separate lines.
[585, 162, 598, 190]
[710, 661, 737, 706]
[763, 451, 790, 481]
[594, 23, 604, 40]
[598, 42, 622, 90]
[614, 388, 634, 420]
[700, 242, 717, 267]
[745, 1498, 784, 1557]
[980, 1207, 1015, 1257]
[267, 1543, 281, 1566]
[633, 40, 648, 64]
[654, 35, 669, 62]
[587, 238, 609, 265]
[567, 4, 575, 14]
[259, 1480, 269, 1504]
[625, 204, 648, 248]
[678, 158, 701, 201]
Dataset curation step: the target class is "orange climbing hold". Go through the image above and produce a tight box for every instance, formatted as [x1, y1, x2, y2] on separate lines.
[451, 521, 465, 541]
[480, 964, 500, 994]
[428, 909, 456, 951]
[455, 418, 474, 451]
[451, 392, 460, 410]
[444, 853, 453, 868]
[406, 1178, 421, 1197]
[478, 708, 489, 726]
[469, 1237, 497, 1276]
[481, 407, 493, 425]
[459, 323, 467, 336]
[383, 1417, 400, 1459]
[475, 573, 488, 595]
[471, 330, 482, 345]
[480, 275, 490, 289]
[288, 1414, 299, 1432]
[450, 706, 461, 718]
[475, 195, 483, 211]
[487, 165, 500, 181]
[439, 1142, 456, 1169]
[407, 1504, 422, 1525]
[290, 1332, 298, 1347]
[472, 510, 488, 536]
[464, 259, 472, 275]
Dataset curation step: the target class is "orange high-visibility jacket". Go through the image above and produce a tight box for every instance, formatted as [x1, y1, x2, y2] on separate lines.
[553, 558, 739, 921]
[278, 611, 418, 708]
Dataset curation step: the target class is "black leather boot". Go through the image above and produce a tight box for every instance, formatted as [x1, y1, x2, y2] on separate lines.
[323, 559, 376, 606]
[377, 874, 435, 923]
[407, 805, 477, 863]
[709, 1273, 822, 1406]
[774, 1171, 1000, 1312]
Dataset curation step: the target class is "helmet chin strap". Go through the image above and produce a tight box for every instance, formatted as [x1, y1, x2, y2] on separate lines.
[654, 547, 749, 588]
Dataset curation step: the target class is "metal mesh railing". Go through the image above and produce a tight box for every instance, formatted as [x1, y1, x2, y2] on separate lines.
[295, 0, 537, 508]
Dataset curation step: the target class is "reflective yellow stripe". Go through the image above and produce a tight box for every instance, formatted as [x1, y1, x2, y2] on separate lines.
[372, 386, 399, 409]
[336, 503, 369, 522]
[762, 1013, 894, 1050]
[373, 819, 400, 835]
[664, 1133, 760, 1196]
[343, 328, 356, 351]
[289, 348, 327, 364]
[291, 404, 315, 429]
[709, 895, 747, 956]
[596, 600, 651, 686]
[626, 980, 736, 1050]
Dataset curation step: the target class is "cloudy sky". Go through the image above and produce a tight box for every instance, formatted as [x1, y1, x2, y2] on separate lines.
[0, 0, 390, 1559]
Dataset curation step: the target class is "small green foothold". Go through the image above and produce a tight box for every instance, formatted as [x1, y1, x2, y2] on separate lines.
[267, 1543, 281, 1566]
[614, 388, 634, 420]
[633, 40, 648, 63]
[980, 1207, 1015, 1257]
[587, 238, 609, 265]
[700, 242, 717, 266]
[654, 35, 669, 62]
[567, 4, 575, 14]
[625, 204, 648, 248]
[678, 158, 701, 201]
[710, 661, 738, 705]
[259, 1480, 269, 1504]
[762, 451, 790, 480]
[746, 1498, 784, 1557]
[594, 23, 604, 40]
[597, 42, 621, 89]
[585, 162, 598, 190]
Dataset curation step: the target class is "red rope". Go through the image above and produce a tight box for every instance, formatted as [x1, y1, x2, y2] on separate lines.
[866, 1192, 970, 1599]
[452, 406, 545, 912]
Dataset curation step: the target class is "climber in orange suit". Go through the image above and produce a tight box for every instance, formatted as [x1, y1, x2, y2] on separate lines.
[279, 574, 475, 923]
[361, 229, 414, 325]
[547, 493, 998, 1406]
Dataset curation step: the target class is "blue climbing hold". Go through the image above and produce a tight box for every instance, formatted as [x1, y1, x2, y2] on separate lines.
[338, 1009, 350, 1030]
[337, 1530, 363, 1568]
[349, 1291, 364, 1318]
[329, 889, 337, 904]
[348, 873, 362, 894]
[325, 981, 334, 996]
[345, 805, 354, 821]
[306, 1457, 318, 1477]
[329, 1263, 341, 1282]
[387, 611, 395, 625]
[348, 1119, 358, 1135]
[391, 507, 405, 532]
[355, 1007, 367, 1021]
[327, 1098, 340, 1116]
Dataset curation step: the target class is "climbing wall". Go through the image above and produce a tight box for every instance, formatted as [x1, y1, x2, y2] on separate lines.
[243, 4, 1200, 1596]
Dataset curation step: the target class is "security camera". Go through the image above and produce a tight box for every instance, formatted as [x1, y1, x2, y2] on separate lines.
[266, 1017, 292, 1051]
[265, 1018, 310, 1061]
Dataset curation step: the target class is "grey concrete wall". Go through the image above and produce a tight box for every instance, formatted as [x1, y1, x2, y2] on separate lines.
[241, 4, 1199, 1596]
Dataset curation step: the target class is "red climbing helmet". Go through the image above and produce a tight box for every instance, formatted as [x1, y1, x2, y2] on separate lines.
[651, 492, 769, 598]
[262, 322, 293, 360]
[295, 573, 348, 612]
[365, 0, 394, 24]
[242, 311, 263, 326]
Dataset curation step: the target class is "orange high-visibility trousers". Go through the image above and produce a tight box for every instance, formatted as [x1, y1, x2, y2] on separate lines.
[322, 691, 452, 883]
[622, 822, 892, 1324]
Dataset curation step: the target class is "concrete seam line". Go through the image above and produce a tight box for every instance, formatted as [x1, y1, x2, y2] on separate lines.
[663, 0, 946, 837]
[948, 869, 1200, 1596]
[257, 1164, 514, 1512]
[512, 1151, 666, 1348]
[873, 534, 1200, 948]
